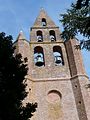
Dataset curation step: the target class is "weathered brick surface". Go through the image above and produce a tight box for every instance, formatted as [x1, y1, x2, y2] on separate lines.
[14, 9, 90, 120]
[65, 39, 86, 76]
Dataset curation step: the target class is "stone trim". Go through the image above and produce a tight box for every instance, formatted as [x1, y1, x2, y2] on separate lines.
[25, 76, 70, 82]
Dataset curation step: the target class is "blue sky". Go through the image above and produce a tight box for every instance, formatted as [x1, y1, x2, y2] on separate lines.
[0, 0, 90, 78]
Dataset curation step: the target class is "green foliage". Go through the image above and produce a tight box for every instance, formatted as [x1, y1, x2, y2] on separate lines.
[60, 0, 90, 50]
[76, 0, 90, 9]
[0, 32, 37, 120]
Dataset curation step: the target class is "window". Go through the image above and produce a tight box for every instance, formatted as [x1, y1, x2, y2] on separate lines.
[42, 18, 47, 26]
[53, 46, 64, 65]
[37, 31, 43, 42]
[34, 46, 45, 67]
[49, 30, 56, 42]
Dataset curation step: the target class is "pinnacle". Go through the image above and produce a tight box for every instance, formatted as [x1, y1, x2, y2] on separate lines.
[17, 30, 26, 40]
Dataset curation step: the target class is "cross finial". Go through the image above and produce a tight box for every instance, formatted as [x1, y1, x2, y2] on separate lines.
[17, 30, 26, 40]
[40, 7, 44, 11]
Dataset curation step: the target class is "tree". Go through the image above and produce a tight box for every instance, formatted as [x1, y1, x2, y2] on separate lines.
[76, 0, 89, 9]
[0, 32, 37, 120]
[60, 0, 90, 50]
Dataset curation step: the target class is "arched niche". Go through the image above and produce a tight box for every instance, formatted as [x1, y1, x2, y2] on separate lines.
[34, 46, 45, 67]
[47, 90, 63, 119]
[36, 31, 43, 42]
[53, 46, 64, 65]
[49, 30, 56, 42]
[42, 18, 47, 26]
[47, 90, 62, 103]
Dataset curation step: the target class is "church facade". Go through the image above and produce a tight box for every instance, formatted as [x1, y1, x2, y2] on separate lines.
[14, 9, 90, 120]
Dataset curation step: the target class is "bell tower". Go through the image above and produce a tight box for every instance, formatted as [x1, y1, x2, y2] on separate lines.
[15, 9, 90, 120]
[29, 9, 70, 79]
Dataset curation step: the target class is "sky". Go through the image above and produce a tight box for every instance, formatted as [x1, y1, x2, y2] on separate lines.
[0, 0, 90, 78]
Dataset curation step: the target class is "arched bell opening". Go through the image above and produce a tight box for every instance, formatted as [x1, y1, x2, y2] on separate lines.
[34, 46, 45, 67]
[49, 30, 56, 42]
[42, 18, 47, 26]
[53, 46, 64, 65]
[37, 31, 43, 42]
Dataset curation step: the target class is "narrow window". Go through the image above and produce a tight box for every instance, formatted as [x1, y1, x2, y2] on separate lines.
[37, 31, 43, 42]
[49, 30, 56, 42]
[53, 46, 64, 65]
[42, 18, 47, 26]
[34, 46, 45, 67]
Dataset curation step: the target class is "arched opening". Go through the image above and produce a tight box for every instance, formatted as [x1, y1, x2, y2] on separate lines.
[34, 46, 45, 67]
[37, 31, 43, 42]
[42, 18, 47, 26]
[49, 30, 56, 42]
[53, 46, 64, 65]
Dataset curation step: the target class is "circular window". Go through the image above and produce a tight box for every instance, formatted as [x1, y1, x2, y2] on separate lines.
[47, 90, 62, 103]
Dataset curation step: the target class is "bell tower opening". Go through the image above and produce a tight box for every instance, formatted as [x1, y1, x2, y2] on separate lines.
[49, 30, 56, 42]
[36, 31, 43, 42]
[42, 18, 47, 26]
[53, 46, 64, 65]
[34, 46, 45, 67]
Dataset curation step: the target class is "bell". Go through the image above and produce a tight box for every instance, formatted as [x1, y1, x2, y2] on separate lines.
[37, 36, 43, 42]
[50, 36, 55, 41]
[35, 55, 44, 66]
[55, 56, 62, 64]
[51, 37, 55, 41]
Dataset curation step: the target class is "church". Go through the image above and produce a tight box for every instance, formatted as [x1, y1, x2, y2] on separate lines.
[14, 9, 90, 120]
